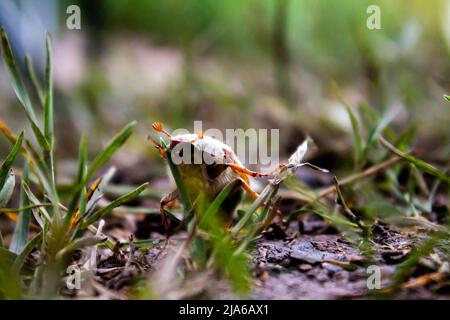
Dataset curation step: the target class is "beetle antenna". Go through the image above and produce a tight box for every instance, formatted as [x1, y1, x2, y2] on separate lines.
[152, 122, 172, 139]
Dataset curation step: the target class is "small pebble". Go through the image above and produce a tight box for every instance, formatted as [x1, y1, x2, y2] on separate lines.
[298, 263, 313, 272]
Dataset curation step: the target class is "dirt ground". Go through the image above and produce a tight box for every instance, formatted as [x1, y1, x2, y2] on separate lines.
[56, 209, 449, 300]
[1, 158, 448, 300]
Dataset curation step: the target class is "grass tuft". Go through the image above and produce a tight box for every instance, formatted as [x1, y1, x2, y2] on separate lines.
[0, 29, 144, 298]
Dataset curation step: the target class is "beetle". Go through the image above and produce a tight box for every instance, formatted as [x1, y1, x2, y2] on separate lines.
[149, 122, 271, 230]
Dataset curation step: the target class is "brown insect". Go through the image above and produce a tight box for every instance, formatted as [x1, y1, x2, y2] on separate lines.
[149, 122, 271, 229]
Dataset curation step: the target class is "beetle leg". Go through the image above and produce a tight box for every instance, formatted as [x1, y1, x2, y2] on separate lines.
[228, 163, 270, 178]
[152, 122, 172, 139]
[239, 178, 281, 217]
[147, 135, 166, 158]
[240, 179, 259, 200]
[160, 189, 179, 234]
[239, 178, 284, 226]
[224, 219, 233, 230]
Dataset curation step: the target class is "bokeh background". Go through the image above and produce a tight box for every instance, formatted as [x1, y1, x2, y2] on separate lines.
[1, 0, 449, 180]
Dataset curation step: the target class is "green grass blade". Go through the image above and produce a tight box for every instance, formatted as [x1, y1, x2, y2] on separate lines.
[0, 29, 37, 123]
[0, 203, 52, 213]
[56, 236, 106, 261]
[85, 121, 136, 182]
[163, 142, 192, 215]
[12, 232, 41, 274]
[25, 55, 44, 107]
[10, 162, 31, 254]
[345, 105, 363, 164]
[333, 83, 363, 165]
[0, 170, 15, 247]
[42, 33, 56, 196]
[0, 170, 15, 208]
[0, 246, 18, 270]
[444, 94, 450, 102]
[77, 136, 88, 184]
[0, 247, 22, 298]
[194, 192, 251, 293]
[116, 238, 162, 249]
[79, 187, 87, 220]
[31, 123, 51, 152]
[68, 187, 88, 242]
[82, 182, 149, 227]
[22, 182, 52, 223]
[231, 183, 276, 236]
[67, 136, 88, 217]
[379, 136, 450, 185]
[162, 208, 183, 225]
[0, 131, 23, 187]
[44, 33, 53, 143]
[86, 224, 115, 250]
[0, 28, 49, 151]
[333, 176, 367, 232]
[394, 126, 417, 152]
[362, 110, 395, 161]
[85, 167, 116, 213]
[235, 202, 273, 256]
[0, 119, 52, 186]
[199, 179, 240, 228]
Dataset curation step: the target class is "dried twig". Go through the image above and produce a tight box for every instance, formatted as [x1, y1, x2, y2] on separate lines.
[316, 155, 403, 199]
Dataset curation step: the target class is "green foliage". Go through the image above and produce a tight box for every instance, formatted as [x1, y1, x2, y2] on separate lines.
[0, 171, 15, 209]
[0, 29, 144, 298]
[333, 83, 363, 166]
[199, 179, 240, 229]
[0, 132, 23, 187]
[12, 233, 42, 275]
[379, 136, 450, 185]
[0, 247, 22, 299]
[9, 162, 31, 254]
[85, 121, 137, 183]
[25, 55, 44, 107]
[82, 182, 149, 227]
[163, 140, 193, 216]
[0, 28, 49, 152]
[197, 192, 251, 293]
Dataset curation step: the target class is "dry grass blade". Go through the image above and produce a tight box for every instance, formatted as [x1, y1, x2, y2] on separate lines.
[316, 155, 403, 199]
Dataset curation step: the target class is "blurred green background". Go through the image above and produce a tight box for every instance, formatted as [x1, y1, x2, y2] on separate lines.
[1, 0, 449, 176]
